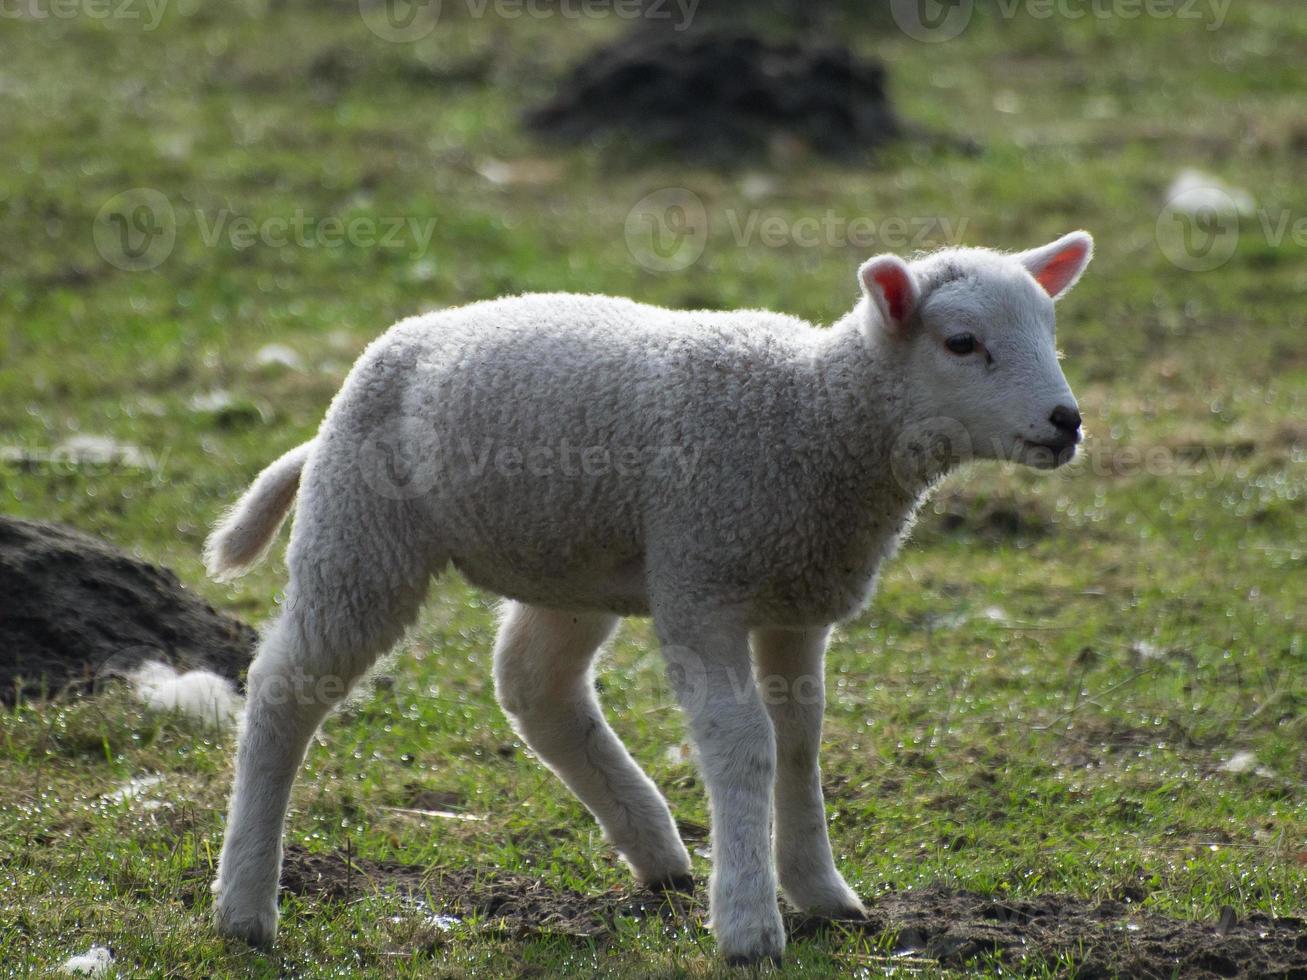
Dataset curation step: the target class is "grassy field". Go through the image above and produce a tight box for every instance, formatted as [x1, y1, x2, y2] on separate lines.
[1, 0, 1305, 975]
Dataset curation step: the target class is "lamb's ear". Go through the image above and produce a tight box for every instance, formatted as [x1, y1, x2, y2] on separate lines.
[1018, 231, 1094, 300]
[858, 255, 920, 334]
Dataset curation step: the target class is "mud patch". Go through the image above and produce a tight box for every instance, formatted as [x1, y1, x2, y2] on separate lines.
[870, 889, 1306, 979]
[277, 845, 693, 939]
[271, 845, 1307, 976]
[0, 517, 256, 703]
[525, 29, 899, 162]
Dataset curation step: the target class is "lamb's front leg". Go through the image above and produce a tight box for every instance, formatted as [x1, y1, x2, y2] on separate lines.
[654, 611, 784, 964]
[752, 626, 865, 917]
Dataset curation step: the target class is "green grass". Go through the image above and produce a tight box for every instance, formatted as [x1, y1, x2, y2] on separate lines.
[1, 1, 1304, 976]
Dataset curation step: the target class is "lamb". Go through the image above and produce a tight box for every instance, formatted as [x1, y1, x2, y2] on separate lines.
[205, 231, 1093, 964]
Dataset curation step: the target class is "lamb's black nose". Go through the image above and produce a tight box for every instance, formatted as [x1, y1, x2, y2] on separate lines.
[1050, 404, 1082, 435]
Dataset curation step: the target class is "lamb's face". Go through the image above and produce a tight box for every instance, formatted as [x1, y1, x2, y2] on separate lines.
[859, 233, 1093, 472]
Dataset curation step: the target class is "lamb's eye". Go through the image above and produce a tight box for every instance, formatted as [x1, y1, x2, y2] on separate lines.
[945, 333, 977, 355]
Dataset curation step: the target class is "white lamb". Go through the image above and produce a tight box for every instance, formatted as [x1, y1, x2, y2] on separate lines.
[205, 232, 1093, 964]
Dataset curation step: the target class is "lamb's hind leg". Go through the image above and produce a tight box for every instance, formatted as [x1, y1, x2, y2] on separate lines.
[213, 519, 430, 945]
[493, 602, 692, 889]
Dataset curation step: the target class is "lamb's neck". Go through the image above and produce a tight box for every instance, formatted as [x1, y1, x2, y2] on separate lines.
[813, 311, 940, 507]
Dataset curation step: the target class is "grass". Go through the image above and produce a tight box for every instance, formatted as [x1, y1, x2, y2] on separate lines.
[1, 0, 1304, 975]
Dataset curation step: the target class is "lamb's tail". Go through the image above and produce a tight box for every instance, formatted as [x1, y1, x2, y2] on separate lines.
[204, 441, 313, 582]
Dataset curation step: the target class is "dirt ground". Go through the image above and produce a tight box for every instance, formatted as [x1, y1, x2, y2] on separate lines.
[267, 845, 1307, 978]
[0, 517, 255, 703]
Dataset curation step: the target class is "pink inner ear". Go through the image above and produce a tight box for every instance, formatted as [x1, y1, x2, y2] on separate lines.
[872, 265, 911, 322]
[1032, 241, 1089, 297]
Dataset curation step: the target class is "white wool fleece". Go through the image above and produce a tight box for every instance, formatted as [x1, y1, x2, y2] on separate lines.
[206, 234, 1093, 964]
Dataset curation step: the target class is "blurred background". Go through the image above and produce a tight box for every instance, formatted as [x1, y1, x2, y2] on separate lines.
[1, 0, 1304, 975]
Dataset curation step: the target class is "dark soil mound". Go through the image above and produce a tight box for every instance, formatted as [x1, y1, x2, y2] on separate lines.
[268, 845, 1307, 977]
[0, 517, 256, 703]
[525, 29, 900, 161]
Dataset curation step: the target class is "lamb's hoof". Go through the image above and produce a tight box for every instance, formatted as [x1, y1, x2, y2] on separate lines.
[213, 893, 278, 948]
[718, 905, 785, 967]
[646, 872, 695, 895]
[781, 876, 867, 920]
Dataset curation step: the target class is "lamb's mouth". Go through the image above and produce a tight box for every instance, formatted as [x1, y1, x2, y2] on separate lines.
[1018, 437, 1078, 468]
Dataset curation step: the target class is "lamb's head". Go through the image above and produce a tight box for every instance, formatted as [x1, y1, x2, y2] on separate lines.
[858, 231, 1093, 472]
